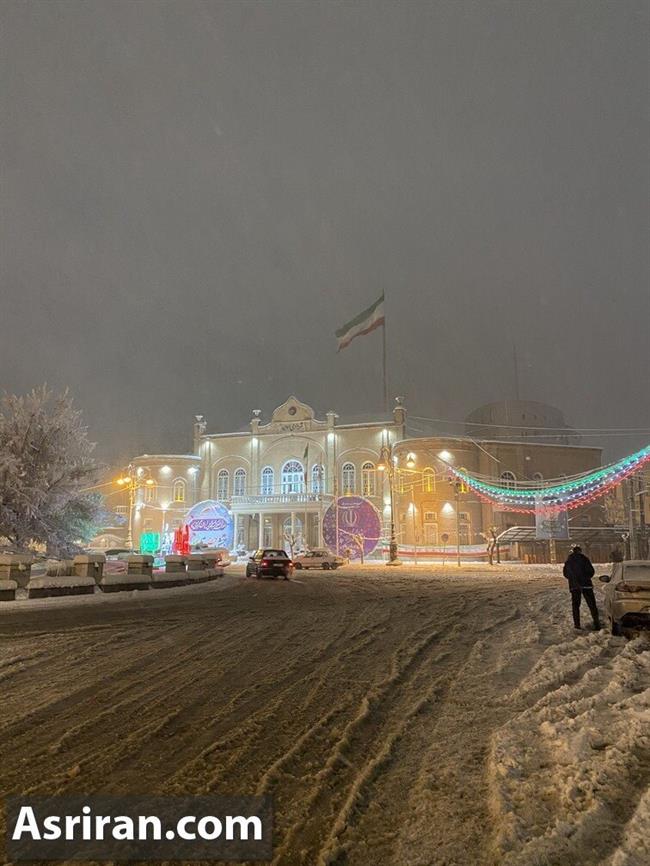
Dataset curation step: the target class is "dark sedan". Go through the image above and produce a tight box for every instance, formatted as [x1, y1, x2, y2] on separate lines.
[246, 549, 294, 580]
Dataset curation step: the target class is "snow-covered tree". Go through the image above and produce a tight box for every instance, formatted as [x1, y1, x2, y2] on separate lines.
[0, 386, 101, 554]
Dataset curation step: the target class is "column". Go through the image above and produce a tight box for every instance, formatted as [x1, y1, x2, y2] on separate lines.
[233, 512, 239, 550]
[258, 512, 264, 547]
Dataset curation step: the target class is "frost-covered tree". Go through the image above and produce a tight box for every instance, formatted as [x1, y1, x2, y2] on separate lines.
[0, 386, 101, 554]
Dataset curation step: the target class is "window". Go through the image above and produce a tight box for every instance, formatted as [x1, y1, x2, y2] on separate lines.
[143, 518, 153, 531]
[532, 472, 544, 486]
[261, 466, 274, 495]
[342, 462, 356, 495]
[500, 471, 516, 489]
[424, 523, 439, 545]
[233, 468, 247, 497]
[361, 462, 376, 497]
[422, 467, 435, 493]
[144, 481, 157, 503]
[311, 464, 324, 494]
[424, 510, 437, 523]
[216, 469, 229, 500]
[172, 479, 186, 502]
[282, 460, 304, 494]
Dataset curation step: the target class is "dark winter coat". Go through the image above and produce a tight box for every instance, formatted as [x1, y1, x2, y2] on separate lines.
[563, 551, 595, 591]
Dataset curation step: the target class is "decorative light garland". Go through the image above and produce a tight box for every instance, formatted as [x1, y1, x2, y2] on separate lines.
[447, 445, 650, 514]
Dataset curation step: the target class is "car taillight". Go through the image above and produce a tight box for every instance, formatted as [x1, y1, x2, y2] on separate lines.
[617, 582, 646, 593]
[261, 559, 269, 567]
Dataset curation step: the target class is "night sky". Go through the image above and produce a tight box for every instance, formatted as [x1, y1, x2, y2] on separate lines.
[1, 1, 648, 463]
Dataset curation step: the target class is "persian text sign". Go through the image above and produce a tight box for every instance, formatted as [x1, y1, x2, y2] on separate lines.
[189, 518, 229, 532]
[184, 501, 234, 550]
[322, 496, 381, 559]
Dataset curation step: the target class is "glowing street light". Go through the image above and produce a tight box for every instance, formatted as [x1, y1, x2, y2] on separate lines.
[114, 464, 154, 549]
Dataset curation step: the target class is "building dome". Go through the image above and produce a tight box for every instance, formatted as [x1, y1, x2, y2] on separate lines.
[465, 400, 578, 444]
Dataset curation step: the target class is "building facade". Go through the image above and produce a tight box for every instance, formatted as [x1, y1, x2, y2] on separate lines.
[99, 396, 636, 561]
[126, 396, 406, 553]
[391, 436, 608, 561]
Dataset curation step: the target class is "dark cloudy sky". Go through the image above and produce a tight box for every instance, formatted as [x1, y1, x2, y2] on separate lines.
[1, 0, 648, 464]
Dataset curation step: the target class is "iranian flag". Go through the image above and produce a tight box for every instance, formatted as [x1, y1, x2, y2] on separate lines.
[336, 293, 385, 352]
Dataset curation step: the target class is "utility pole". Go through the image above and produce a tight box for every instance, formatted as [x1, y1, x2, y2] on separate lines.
[627, 477, 638, 559]
[455, 482, 461, 567]
[379, 442, 399, 564]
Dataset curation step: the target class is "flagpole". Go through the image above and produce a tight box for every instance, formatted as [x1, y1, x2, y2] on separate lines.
[382, 309, 388, 415]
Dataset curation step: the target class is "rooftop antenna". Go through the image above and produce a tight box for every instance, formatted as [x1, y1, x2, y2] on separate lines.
[513, 343, 521, 402]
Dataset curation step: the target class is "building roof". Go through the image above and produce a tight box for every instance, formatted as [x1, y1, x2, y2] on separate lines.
[495, 525, 627, 545]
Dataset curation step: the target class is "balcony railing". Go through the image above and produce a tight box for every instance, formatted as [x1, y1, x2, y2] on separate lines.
[231, 492, 332, 507]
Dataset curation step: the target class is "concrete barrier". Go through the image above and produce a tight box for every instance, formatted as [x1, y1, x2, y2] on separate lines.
[164, 555, 187, 574]
[0, 555, 33, 590]
[74, 554, 106, 584]
[0, 579, 17, 602]
[151, 570, 189, 589]
[95, 554, 154, 591]
[45, 559, 74, 577]
[28, 576, 95, 599]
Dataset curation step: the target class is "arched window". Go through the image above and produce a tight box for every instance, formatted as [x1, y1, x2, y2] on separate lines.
[172, 479, 186, 502]
[342, 462, 356, 495]
[144, 481, 157, 502]
[532, 472, 544, 486]
[422, 467, 435, 494]
[261, 466, 274, 496]
[500, 471, 516, 490]
[361, 462, 376, 497]
[216, 469, 229, 500]
[282, 460, 304, 494]
[311, 464, 324, 494]
[233, 468, 246, 497]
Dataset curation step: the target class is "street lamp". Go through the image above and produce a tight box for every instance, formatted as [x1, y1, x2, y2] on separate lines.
[378, 445, 400, 565]
[116, 463, 154, 550]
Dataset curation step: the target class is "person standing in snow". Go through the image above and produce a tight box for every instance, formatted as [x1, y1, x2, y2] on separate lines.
[563, 545, 601, 631]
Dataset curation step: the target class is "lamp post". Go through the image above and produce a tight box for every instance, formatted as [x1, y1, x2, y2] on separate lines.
[115, 464, 155, 550]
[378, 444, 400, 564]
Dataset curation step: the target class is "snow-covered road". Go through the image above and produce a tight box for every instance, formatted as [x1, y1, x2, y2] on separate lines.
[0, 565, 648, 865]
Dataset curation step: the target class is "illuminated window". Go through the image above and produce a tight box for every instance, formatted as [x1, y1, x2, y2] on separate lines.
[233, 468, 247, 497]
[282, 460, 304, 494]
[342, 462, 356, 495]
[216, 469, 229, 500]
[422, 467, 435, 493]
[311, 464, 324, 494]
[361, 462, 376, 497]
[261, 466, 274, 495]
[500, 471, 516, 489]
[172, 479, 186, 502]
[144, 482, 157, 502]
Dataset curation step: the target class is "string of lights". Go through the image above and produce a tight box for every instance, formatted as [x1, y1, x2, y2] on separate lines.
[445, 445, 650, 514]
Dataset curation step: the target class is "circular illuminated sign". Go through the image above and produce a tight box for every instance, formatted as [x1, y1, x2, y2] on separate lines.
[322, 496, 382, 559]
[184, 500, 234, 550]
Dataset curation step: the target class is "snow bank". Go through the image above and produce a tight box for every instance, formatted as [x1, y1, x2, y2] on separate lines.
[489, 633, 650, 865]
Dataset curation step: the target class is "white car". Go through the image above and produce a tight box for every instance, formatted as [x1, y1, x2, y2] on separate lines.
[293, 549, 346, 571]
[598, 560, 650, 635]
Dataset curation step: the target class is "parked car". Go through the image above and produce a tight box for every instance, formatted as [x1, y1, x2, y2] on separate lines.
[246, 549, 293, 580]
[293, 549, 346, 570]
[598, 560, 650, 635]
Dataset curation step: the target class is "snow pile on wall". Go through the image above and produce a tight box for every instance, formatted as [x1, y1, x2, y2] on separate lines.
[28, 576, 95, 590]
[489, 632, 650, 865]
